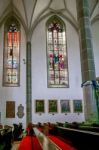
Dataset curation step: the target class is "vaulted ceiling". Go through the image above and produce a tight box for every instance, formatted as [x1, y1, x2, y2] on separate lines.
[0, 0, 99, 34]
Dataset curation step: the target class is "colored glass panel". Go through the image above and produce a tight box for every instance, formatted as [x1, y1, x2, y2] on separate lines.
[47, 16, 69, 87]
[3, 18, 20, 86]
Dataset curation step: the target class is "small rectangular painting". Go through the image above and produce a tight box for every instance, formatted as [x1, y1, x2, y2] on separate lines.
[6, 101, 15, 118]
[73, 100, 83, 113]
[48, 100, 57, 113]
[35, 100, 44, 113]
[60, 100, 70, 113]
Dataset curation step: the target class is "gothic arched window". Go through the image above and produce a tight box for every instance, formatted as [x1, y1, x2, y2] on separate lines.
[3, 17, 20, 86]
[46, 16, 69, 88]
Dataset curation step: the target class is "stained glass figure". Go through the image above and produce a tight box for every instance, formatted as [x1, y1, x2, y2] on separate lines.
[47, 16, 69, 87]
[3, 17, 20, 86]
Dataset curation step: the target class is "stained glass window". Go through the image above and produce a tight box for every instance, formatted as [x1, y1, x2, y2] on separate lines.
[3, 17, 20, 86]
[46, 16, 69, 88]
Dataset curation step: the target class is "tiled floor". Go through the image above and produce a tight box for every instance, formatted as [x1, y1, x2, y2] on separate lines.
[11, 141, 20, 150]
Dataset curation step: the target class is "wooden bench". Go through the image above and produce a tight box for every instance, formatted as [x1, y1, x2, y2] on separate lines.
[57, 126, 99, 150]
[34, 127, 62, 150]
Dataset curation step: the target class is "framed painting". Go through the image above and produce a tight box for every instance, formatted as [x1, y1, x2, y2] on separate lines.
[35, 99, 44, 113]
[48, 100, 57, 113]
[73, 100, 83, 113]
[6, 101, 15, 118]
[60, 100, 70, 113]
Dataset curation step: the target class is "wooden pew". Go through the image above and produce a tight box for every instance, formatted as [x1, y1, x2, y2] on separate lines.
[57, 126, 99, 150]
[34, 127, 62, 150]
[0, 128, 12, 150]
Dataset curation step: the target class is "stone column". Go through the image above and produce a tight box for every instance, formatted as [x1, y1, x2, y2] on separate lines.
[76, 0, 98, 122]
[26, 41, 32, 125]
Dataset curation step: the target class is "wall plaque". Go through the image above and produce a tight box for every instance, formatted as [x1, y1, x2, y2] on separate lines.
[6, 101, 15, 118]
[17, 104, 24, 118]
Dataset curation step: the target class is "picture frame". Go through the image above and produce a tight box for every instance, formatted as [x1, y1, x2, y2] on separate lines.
[48, 99, 58, 113]
[60, 100, 70, 113]
[6, 101, 15, 118]
[73, 100, 83, 113]
[35, 99, 44, 113]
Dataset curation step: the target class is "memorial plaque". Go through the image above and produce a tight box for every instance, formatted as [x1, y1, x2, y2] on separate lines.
[6, 101, 15, 118]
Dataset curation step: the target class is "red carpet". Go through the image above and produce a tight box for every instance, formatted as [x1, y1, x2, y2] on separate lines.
[48, 135, 77, 150]
[18, 136, 42, 150]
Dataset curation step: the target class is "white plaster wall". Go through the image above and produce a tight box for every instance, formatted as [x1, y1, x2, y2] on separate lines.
[0, 2, 98, 129]
[0, 25, 26, 129]
[92, 20, 99, 77]
[2, 16, 98, 126]
[31, 17, 84, 124]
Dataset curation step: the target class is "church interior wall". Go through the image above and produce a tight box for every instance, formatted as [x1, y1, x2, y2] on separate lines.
[0, 25, 26, 128]
[0, 14, 98, 127]
[31, 17, 84, 124]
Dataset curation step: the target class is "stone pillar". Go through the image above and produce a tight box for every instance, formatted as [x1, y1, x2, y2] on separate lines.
[26, 41, 32, 125]
[76, 0, 98, 122]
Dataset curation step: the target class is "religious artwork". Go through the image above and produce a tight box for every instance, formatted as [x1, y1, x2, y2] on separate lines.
[73, 100, 83, 113]
[3, 17, 20, 87]
[47, 15, 69, 88]
[48, 100, 57, 113]
[6, 101, 15, 118]
[60, 100, 70, 113]
[17, 104, 24, 118]
[35, 100, 44, 113]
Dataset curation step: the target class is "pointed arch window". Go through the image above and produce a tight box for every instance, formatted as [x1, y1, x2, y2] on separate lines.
[46, 16, 69, 88]
[3, 17, 20, 86]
